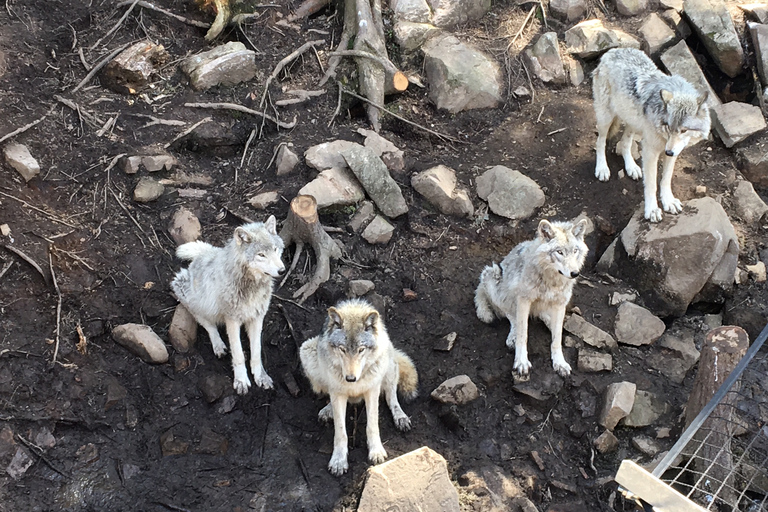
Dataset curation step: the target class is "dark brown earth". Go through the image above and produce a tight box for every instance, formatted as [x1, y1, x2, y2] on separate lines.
[0, 1, 767, 511]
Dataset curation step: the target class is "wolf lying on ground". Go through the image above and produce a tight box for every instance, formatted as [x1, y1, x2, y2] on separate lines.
[300, 299, 418, 476]
[171, 216, 285, 394]
[593, 47, 710, 222]
[475, 219, 588, 377]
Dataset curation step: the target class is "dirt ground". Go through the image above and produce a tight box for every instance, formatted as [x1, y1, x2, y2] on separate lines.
[0, 1, 767, 511]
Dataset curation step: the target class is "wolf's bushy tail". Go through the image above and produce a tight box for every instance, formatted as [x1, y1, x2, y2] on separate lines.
[395, 349, 418, 401]
[176, 241, 214, 261]
[475, 264, 501, 323]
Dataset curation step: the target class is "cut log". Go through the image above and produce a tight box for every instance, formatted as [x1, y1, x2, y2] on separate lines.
[287, 0, 331, 22]
[279, 195, 342, 303]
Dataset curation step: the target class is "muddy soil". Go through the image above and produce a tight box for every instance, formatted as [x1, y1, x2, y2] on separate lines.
[0, 1, 766, 511]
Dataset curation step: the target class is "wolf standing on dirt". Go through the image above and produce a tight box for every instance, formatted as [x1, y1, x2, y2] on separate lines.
[592, 48, 710, 222]
[171, 216, 285, 394]
[300, 299, 418, 476]
[475, 219, 588, 377]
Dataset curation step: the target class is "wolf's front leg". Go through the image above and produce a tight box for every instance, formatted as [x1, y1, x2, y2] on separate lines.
[511, 299, 532, 375]
[246, 315, 273, 389]
[659, 154, 683, 214]
[328, 394, 349, 476]
[364, 385, 387, 465]
[641, 147, 663, 222]
[198, 317, 228, 357]
[225, 318, 251, 395]
[594, 113, 614, 182]
[548, 306, 571, 377]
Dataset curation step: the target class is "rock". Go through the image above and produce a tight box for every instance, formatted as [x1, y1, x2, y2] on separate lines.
[459, 465, 527, 512]
[101, 41, 168, 94]
[159, 429, 189, 456]
[105, 379, 127, 411]
[750, 23, 768, 86]
[422, 33, 502, 113]
[248, 191, 280, 210]
[736, 134, 768, 187]
[358, 447, 460, 512]
[142, 154, 177, 172]
[6, 447, 33, 480]
[349, 201, 377, 232]
[3, 143, 40, 181]
[733, 180, 768, 223]
[712, 102, 766, 148]
[610, 291, 638, 305]
[0, 426, 15, 459]
[362, 215, 396, 245]
[112, 323, 169, 364]
[639, 13, 677, 54]
[348, 279, 375, 297]
[660, 41, 721, 111]
[563, 314, 618, 350]
[622, 390, 670, 427]
[525, 32, 567, 84]
[168, 207, 201, 245]
[199, 373, 232, 403]
[661, 0, 684, 10]
[599, 198, 739, 316]
[748, 261, 767, 281]
[299, 167, 366, 210]
[684, 0, 744, 77]
[275, 143, 299, 176]
[646, 330, 700, 383]
[568, 59, 585, 86]
[0, 224, 9, 237]
[342, 146, 408, 218]
[594, 430, 619, 454]
[392, 0, 432, 22]
[431, 375, 480, 405]
[599, 381, 636, 430]
[357, 129, 405, 173]
[216, 395, 237, 414]
[394, 21, 442, 52]
[168, 304, 197, 353]
[34, 427, 55, 450]
[577, 350, 613, 372]
[411, 165, 474, 217]
[476, 165, 544, 220]
[434, 332, 457, 352]
[632, 435, 661, 457]
[305, 140, 362, 171]
[181, 42, 257, 91]
[661, 8, 693, 37]
[403, 288, 418, 301]
[616, 0, 648, 16]
[193, 428, 228, 455]
[120, 155, 142, 174]
[614, 302, 665, 346]
[133, 177, 164, 202]
[549, 0, 588, 22]
[282, 371, 301, 397]
[564, 19, 640, 59]
[427, 0, 491, 27]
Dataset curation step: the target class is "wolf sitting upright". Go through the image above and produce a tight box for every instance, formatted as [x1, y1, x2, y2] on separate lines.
[300, 299, 418, 476]
[171, 216, 285, 394]
[593, 48, 710, 222]
[475, 219, 588, 377]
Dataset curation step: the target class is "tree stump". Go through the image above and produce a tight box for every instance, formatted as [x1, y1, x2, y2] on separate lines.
[684, 326, 749, 509]
[279, 195, 342, 303]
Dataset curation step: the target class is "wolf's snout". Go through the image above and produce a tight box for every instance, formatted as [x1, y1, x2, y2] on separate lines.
[570, 271, 579, 278]
[345, 375, 357, 382]
[277, 265, 286, 276]
[665, 149, 674, 157]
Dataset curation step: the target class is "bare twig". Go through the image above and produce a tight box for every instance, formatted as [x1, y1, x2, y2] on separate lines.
[16, 434, 70, 479]
[90, 0, 139, 50]
[0, 260, 13, 281]
[78, 47, 91, 70]
[507, 5, 537, 51]
[239, 128, 257, 176]
[48, 248, 62, 366]
[1, 245, 46, 282]
[76, 321, 88, 355]
[135, 114, 186, 130]
[328, 83, 343, 127]
[547, 127, 566, 136]
[108, 187, 145, 233]
[0, 108, 53, 144]
[287, 0, 330, 22]
[104, 153, 128, 175]
[259, 40, 325, 108]
[71, 42, 133, 93]
[116, 1, 209, 28]
[274, 89, 326, 106]
[184, 102, 297, 129]
[54, 95, 104, 129]
[164, 116, 212, 148]
[0, 190, 78, 228]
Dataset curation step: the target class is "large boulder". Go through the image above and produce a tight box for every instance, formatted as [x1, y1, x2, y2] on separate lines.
[683, 0, 744, 77]
[639, 13, 677, 54]
[615, 0, 648, 16]
[597, 198, 739, 316]
[476, 165, 544, 220]
[342, 146, 408, 218]
[564, 19, 641, 59]
[712, 102, 766, 148]
[524, 32, 567, 84]
[427, 0, 491, 27]
[422, 34, 502, 113]
[750, 22, 768, 86]
[305, 140, 363, 171]
[299, 167, 365, 209]
[411, 165, 474, 217]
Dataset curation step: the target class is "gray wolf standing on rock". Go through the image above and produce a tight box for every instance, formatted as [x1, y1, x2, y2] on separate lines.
[475, 219, 588, 377]
[593, 48, 710, 222]
[300, 299, 418, 476]
[171, 216, 285, 394]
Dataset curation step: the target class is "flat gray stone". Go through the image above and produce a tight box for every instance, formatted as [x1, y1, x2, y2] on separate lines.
[661, 9, 693, 37]
[392, 0, 432, 22]
[6, 447, 34, 480]
[622, 390, 670, 427]
[275, 143, 299, 176]
[476, 165, 544, 220]
[599, 381, 636, 430]
[342, 146, 408, 218]
[750, 23, 768, 86]
[427, 0, 491, 27]
[712, 102, 766, 148]
[412, 165, 474, 217]
[133, 177, 165, 202]
[3, 143, 40, 181]
[305, 140, 363, 171]
[660, 41, 721, 111]
[647, 329, 701, 383]
[736, 133, 768, 187]
[640, 13, 677, 54]
[142, 154, 177, 172]
[564, 314, 618, 350]
[394, 21, 442, 52]
[564, 19, 640, 59]
[632, 435, 662, 457]
[525, 32, 566, 84]
[299, 167, 365, 210]
[549, 0, 588, 22]
[112, 323, 169, 364]
[349, 201, 377, 233]
[168, 207, 201, 245]
[568, 59, 585, 86]
[181, 42, 257, 91]
[431, 375, 479, 405]
[120, 155, 142, 174]
[577, 350, 613, 372]
[357, 128, 406, 173]
[348, 279, 375, 297]
[683, 0, 744, 77]
[732, 179, 768, 223]
[169, 304, 197, 353]
[362, 215, 395, 245]
[614, 302, 666, 346]
[248, 191, 280, 210]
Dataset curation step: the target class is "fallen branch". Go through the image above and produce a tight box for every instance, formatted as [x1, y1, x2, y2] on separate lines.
[259, 40, 325, 108]
[135, 114, 186, 129]
[0, 190, 79, 228]
[0, 108, 53, 144]
[16, 434, 70, 480]
[71, 42, 133, 93]
[274, 89, 326, 106]
[2, 244, 48, 283]
[54, 95, 104, 129]
[108, 187, 145, 233]
[116, 1, 209, 28]
[90, 0, 139, 50]
[184, 102, 297, 129]
[49, 248, 62, 366]
[204, 0, 230, 41]
[164, 116, 212, 148]
[507, 5, 537, 51]
[287, 0, 330, 22]
[0, 260, 13, 281]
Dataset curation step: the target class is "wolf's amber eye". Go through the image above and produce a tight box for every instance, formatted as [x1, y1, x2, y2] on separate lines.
[680, 129, 688, 134]
[358, 347, 365, 354]
[556, 249, 564, 256]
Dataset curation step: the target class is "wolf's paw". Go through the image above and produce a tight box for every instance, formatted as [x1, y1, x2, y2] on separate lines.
[476, 306, 496, 324]
[513, 357, 532, 376]
[211, 340, 228, 358]
[645, 206, 663, 223]
[393, 413, 412, 431]
[368, 445, 387, 465]
[252, 371, 274, 390]
[661, 195, 683, 214]
[595, 165, 611, 182]
[626, 162, 642, 180]
[233, 366, 251, 395]
[328, 451, 349, 476]
[318, 404, 333, 422]
[552, 355, 572, 377]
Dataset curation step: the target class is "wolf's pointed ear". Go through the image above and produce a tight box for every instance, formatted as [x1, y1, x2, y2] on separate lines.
[660, 89, 674, 104]
[265, 215, 277, 235]
[235, 227, 252, 246]
[538, 219, 556, 241]
[364, 311, 379, 331]
[327, 307, 343, 328]
[572, 219, 589, 239]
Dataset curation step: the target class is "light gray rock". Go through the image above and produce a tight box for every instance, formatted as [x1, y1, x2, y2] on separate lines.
[394, 21, 442, 52]
[549, 0, 588, 22]
[594, 430, 619, 454]
[168, 304, 197, 353]
[610, 291, 638, 305]
[683, 0, 744, 77]
[632, 435, 661, 457]
[660, 41, 720, 111]
[525, 32, 567, 84]
[181, 42, 257, 91]
[661, 0, 684, 10]
[661, 9, 693, 38]
[736, 134, 768, 187]
[358, 447, 460, 512]
[614, 302, 666, 346]
[133, 177, 165, 202]
[750, 23, 768, 86]
[275, 143, 299, 176]
[362, 215, 395, 245]
[422, 34, 502, 113]
[616, 0, 648, 16]
[563, 314, 618, 350]
[349, 201, 377, 232]
[357, 128, 406, 172]
[732, 180, 768, 223]
[622, 390, 670, 427]
[305, 140, 363, 171]
[112, 323, 169, 364]
[248, 191, 280, 210]
[391, 0, 432, 22]
[712, 102, 766, 148]
[120, 155, 142, 174]
[142, 154, 177, 172]
[101, 41, 168, 94]
[568, 59, 585, 86]
[168, 207, 201, 245]
[6, 447, 34, 480]
[412, 165, 474, 217]
[640, 13, 677, 54]
[299, 167, 365, 210]
[599, 381, 636, 430]
[434, 332, 457, 352]
[431, 375, 480, 405]
[600, 198, 739, 316]
[577, 350, 613, 372]
[476, 165, 544, 220]
[3, 143, 40, 181]
[564, 19, 641, 59]
[427, 0, 491, 27]
[342, 146, 408, 218]
[348, 279, 375, 297]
